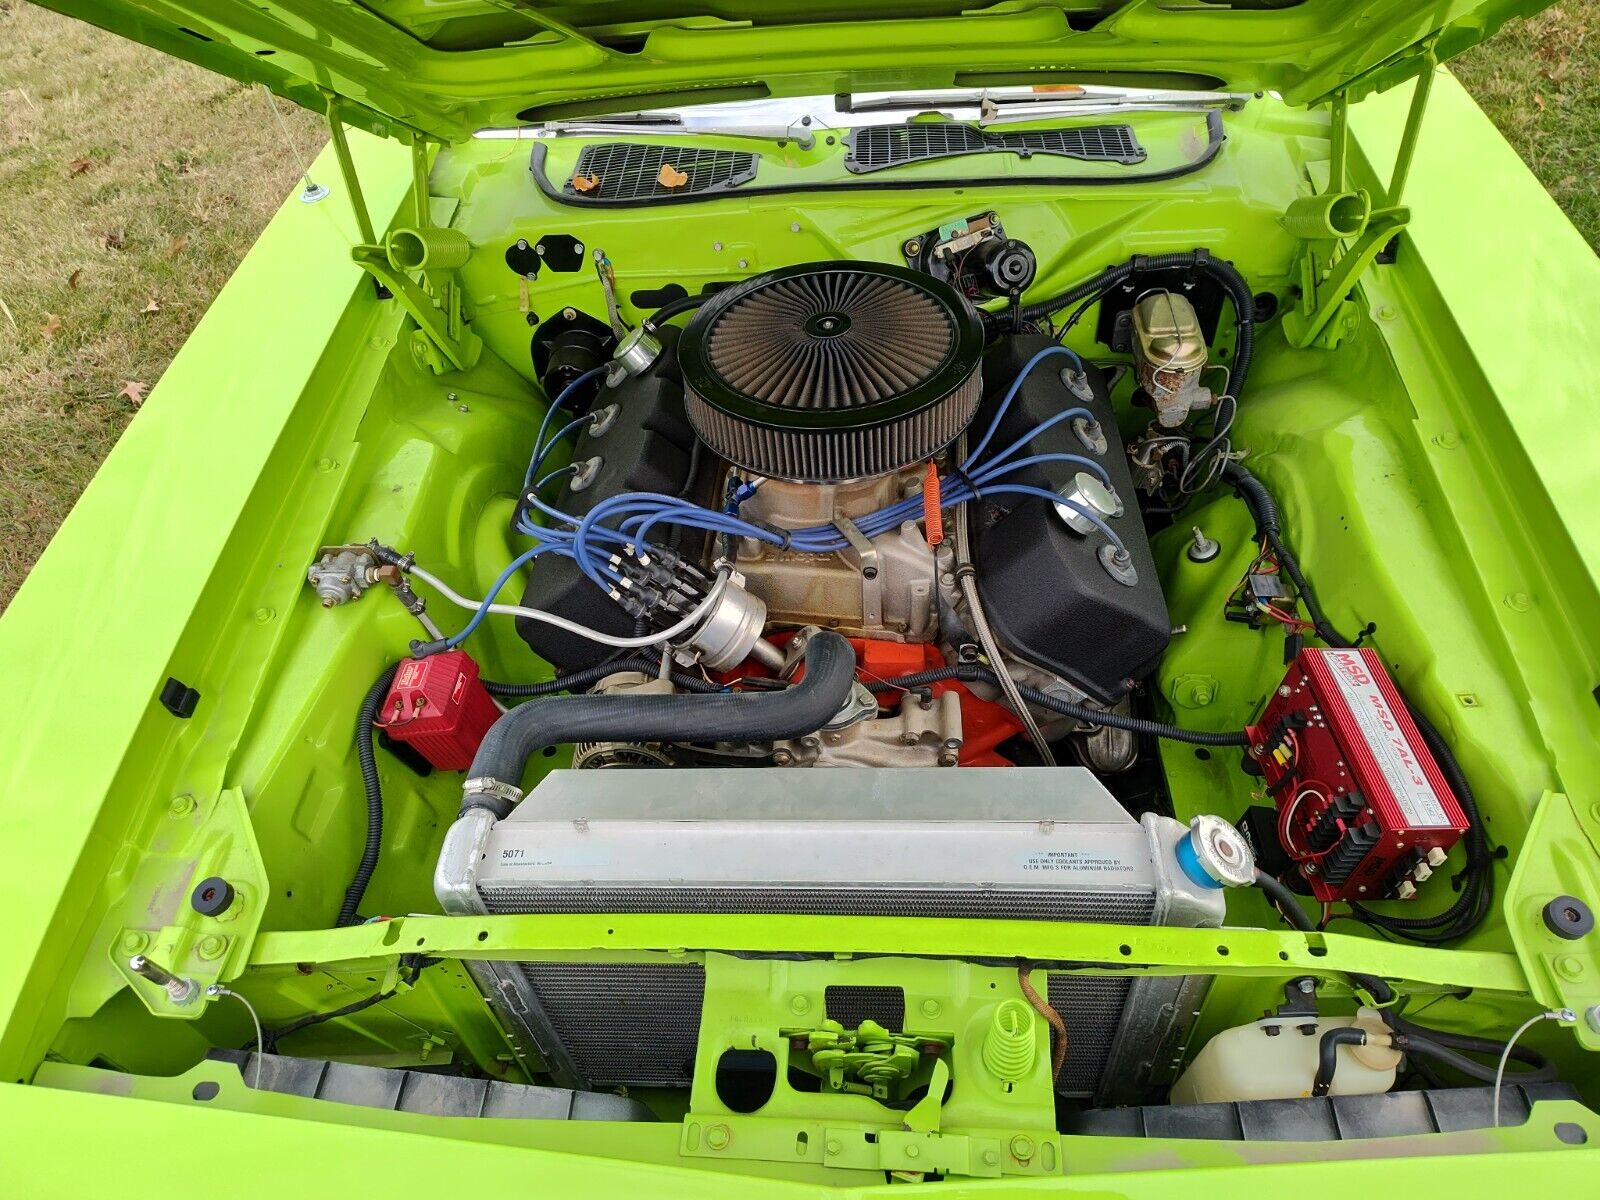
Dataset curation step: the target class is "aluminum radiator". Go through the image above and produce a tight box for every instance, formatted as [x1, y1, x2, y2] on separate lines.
[435, 769, 1223, 1101]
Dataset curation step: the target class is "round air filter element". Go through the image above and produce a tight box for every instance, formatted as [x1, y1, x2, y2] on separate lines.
[678, 261, 984, 483]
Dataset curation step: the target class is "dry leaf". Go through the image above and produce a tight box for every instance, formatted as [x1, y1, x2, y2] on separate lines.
[657, 163, 689, 189]
[118, 380, 149, 406]
[1533, 92, 1547, 110]
[141, 296, 162, 315]
[1558, 175, 1577, 190]
[67, 268, 83, 291]
[571, 173, 600, 193]
[99, 228, 125, 251]
[164, 234, 188, 259]
[67, 156, 92, 176]
[39, 313, 64, 338]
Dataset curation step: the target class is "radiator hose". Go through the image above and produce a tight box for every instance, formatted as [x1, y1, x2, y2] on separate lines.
[460, 631, 857, 818]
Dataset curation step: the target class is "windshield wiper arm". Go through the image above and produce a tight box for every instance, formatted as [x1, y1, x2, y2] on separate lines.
[837, 89, 1251, 118]
[537, 115, 817, 149]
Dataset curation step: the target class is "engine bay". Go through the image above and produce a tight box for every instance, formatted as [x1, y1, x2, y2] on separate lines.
[17, 98, 1598, 1183]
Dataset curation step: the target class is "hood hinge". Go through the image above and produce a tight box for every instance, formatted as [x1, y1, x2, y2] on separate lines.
[1281, 41, 1437, 350]
[324, 96, 482, 374]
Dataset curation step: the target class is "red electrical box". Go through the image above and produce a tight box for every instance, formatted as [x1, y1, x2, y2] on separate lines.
[1248, 647, 1468, 903]
[376, 650, 499, 771]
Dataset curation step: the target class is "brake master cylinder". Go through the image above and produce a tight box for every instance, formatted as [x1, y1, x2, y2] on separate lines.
[1131, 291, 1213, 426]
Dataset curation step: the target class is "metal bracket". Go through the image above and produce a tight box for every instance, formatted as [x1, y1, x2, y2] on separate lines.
[1282, 204, 1410, 350]
[1282, 45, 1434, 350]
[107, 788, 268, 1021]
[326, 97, 482, 374]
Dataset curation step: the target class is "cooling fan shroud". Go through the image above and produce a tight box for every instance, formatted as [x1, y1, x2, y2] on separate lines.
[678, 261, 984, 483]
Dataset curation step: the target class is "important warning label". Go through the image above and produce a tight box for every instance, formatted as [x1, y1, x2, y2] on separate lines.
[1323, 650, 1450, 828]
[1020, 850, 1136, 874]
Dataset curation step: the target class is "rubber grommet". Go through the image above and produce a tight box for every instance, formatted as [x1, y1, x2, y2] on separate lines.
[191, 876, 236, 918]
[1542, 895, 1594, 940]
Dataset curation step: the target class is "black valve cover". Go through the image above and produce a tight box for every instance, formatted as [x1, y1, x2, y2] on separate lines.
[514, 329, 710, 670]
[968, 335, 1169, 702]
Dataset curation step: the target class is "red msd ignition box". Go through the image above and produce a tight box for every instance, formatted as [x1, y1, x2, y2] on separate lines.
[376, 651, 499, 771]
[1248, 647, 1468, 903]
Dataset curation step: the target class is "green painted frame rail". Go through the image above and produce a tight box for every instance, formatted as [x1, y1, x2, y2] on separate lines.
[246, 914, 1530, 995]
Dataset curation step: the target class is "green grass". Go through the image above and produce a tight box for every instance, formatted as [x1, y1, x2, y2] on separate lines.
[1452, 2, 1600, 253]
[0, 2, 1596, 610]
[0, 1, 323, 608]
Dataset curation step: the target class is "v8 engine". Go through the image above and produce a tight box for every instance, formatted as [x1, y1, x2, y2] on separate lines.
[514, 260, 1169, 770]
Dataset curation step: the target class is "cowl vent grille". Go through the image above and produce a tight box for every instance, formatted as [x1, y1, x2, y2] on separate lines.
[562, 143, 758, 201]
[679, 262, 983, 482]
[845, 122, 1146, 173]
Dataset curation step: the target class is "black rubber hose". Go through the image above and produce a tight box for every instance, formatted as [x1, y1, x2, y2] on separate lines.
[863, 665, 1249, 746]
[1384, 1014, 1556, 1073]
[1254, 868, 1316, 931]
[1398, 1032, 1559, 1085]
[337, 664, 399, 928]
[1312, 1027, 1370, 1097]
[1019, 251, 1256, 398]
[462, 631, 857, 817]
[644, 291, 710, 330]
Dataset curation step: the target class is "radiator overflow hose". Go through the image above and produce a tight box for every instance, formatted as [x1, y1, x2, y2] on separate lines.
[460, 631, 858, 818]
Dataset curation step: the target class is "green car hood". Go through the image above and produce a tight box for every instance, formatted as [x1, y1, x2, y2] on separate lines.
[29, 0, 1558, 142]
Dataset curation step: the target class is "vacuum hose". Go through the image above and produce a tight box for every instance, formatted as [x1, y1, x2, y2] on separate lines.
[461, 631, 858, 817]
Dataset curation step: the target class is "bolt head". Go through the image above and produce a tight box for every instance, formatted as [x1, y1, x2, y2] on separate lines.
[119, 931, 150, 955]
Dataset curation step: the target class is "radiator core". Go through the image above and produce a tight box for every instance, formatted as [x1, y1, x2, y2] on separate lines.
[435, 769, 1221, 1100]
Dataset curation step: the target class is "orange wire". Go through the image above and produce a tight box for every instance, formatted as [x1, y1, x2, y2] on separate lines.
[1018, 966, 1067, 1082]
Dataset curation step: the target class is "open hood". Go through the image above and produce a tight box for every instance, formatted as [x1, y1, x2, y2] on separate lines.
[33, 0, 1555, 142]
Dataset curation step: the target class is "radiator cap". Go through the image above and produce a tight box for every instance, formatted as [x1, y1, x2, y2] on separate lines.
[1180, 814, 1256, 889]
